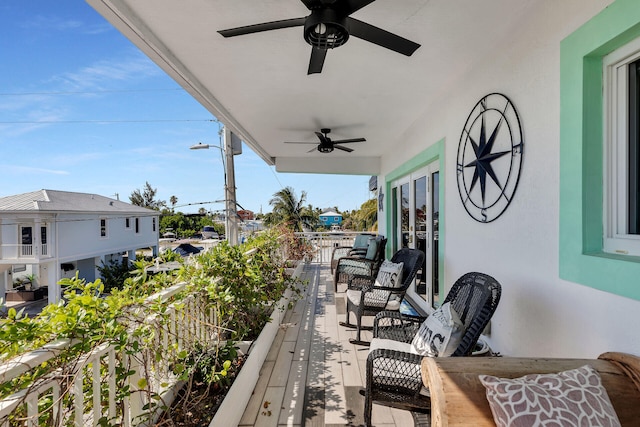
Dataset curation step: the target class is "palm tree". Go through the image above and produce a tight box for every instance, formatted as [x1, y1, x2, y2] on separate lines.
[268, 187, 314, 231]
[357, 198, 378, 231]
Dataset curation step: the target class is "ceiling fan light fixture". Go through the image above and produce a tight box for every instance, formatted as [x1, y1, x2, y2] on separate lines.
[318, 145, 334, 153]
[304, 9, 348, 49]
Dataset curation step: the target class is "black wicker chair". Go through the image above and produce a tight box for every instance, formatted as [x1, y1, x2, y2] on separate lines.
[363, 272, 502, 427]
[339, 247, 424, 345]
[333, 236, 387, 292]
[330, 233, 375, 274]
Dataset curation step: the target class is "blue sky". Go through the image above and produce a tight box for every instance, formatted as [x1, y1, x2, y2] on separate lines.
[0, 1, 373, 214]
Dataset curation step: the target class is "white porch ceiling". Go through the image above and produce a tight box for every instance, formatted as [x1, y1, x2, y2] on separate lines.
[87, 0, 534, 175]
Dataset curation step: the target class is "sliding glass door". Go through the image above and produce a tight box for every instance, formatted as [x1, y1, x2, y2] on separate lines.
[391, 163, 440, 308]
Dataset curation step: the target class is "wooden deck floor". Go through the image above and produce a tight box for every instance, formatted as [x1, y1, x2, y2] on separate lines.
[239, 263, 418, 427]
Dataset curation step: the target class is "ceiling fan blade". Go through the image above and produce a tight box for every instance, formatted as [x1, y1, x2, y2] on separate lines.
[218, 17, 306, 38]
[334, 145, 354, 153]
[332, 137, 366, 144]
[308, 47, 327, 74]
[314, 131, 330, 144]
[346, 17, 420, 56]
[342, 0, 377, 15]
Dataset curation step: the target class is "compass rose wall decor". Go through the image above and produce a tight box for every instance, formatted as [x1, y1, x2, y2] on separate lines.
[456, 93, 524, 223]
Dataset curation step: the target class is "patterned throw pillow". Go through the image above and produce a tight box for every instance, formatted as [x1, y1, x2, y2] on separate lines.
[479, 365, 621, 427]
[374, 260, 403, 288]
[410, 302, 464, 357]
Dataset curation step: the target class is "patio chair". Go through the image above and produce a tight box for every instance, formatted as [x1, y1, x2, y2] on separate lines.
[333, 236, 387, 292]
[363, 272, 502, 427]
[330, 233, 374, 274]
[339, 247, 424, 345]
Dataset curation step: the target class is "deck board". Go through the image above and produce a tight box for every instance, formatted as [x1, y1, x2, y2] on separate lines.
[240, 263, 415, 426]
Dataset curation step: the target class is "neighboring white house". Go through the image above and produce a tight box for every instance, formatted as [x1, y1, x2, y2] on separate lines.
[0, 189, 160, 303]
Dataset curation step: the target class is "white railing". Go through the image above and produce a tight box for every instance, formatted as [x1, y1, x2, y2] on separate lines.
[0, 281, 217, 426]
[295, 231, 377, 265]
[20, 245, 33, 257]
[0, 244, 51, 259]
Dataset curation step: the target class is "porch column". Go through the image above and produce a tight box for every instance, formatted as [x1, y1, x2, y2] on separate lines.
[127, 250, 136, 266]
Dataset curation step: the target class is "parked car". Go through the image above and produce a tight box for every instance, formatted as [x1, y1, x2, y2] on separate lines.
[202, 226, 219, 239]
[172, 243, 203, 257]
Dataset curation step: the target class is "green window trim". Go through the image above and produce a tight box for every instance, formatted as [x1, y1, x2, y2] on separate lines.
[560, 0, 640, 300]
[384, 138, 445, 299]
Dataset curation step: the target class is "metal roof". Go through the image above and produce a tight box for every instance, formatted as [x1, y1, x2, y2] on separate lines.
[0, 189, 157, 215]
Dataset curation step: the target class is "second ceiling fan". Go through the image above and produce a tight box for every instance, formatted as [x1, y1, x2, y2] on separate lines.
[284, 128, 365, 153]
[218, 0, 421, 74]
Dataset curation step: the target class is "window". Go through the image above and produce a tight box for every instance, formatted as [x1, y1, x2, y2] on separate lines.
[152, 217, 156, 232]
[135, 217, 140, 234]
[559, 0, 640, 301]
[603, 37, 640, 256]
[100, 218, 107, 238]
[41, 226, 48, 256]
[125, 217, 130, 229]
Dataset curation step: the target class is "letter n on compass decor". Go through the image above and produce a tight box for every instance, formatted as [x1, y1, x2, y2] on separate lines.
[456, 93, 524, 223]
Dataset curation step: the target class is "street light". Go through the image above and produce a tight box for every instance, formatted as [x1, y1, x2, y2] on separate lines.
[189, 126, 240, 245]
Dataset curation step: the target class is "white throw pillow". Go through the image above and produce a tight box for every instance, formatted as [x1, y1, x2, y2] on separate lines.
[411, 302, 464, 357]
[374, 260, 403, 288]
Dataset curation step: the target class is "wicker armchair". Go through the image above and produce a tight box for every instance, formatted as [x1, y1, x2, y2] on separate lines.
[339, 248, 424, 345]
[363, 272, 502, 427]
[330, 233, 375, 273]
[333, 236, 387, 292]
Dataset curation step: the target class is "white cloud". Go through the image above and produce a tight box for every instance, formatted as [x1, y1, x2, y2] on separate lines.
[20, 15, 111, 35]
[3, 165, 70, 175]
[51, 55, 161, 91]
[21, 15, 83, 32]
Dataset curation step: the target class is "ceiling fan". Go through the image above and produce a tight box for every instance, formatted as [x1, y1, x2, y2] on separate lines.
[284, 128, 365, 153]
[218, 0, 421, 74]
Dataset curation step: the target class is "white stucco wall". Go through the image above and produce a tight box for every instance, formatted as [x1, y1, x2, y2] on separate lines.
[56, 214, 157, 260]
[379, 0, 640, 358]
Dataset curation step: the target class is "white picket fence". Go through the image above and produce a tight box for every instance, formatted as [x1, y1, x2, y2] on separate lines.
[0, 281, 217, 427]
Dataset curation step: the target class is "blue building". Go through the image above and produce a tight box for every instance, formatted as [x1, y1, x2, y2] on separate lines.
[319, 211, 342, 229]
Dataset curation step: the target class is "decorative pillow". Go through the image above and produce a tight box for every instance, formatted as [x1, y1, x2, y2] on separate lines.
[365, 238, 378, 260]
[410, 302, 464, 357]
[479, 365, 621, 427]
[374, 260, 403, 288]
[353, 233, 372, 249]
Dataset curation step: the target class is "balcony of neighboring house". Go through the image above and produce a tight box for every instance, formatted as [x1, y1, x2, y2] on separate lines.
[0, 242, 51, 260]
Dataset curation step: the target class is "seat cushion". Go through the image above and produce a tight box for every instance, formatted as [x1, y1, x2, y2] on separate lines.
[346, 289, 401, 310]
[374, 260, 404, 288]
[411, 302, 464, 357]
[370, 337, 416, 354]
[479, 365, 621, 427]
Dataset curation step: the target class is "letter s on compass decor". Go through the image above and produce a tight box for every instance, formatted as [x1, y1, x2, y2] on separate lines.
[456, 93, 524, 223]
